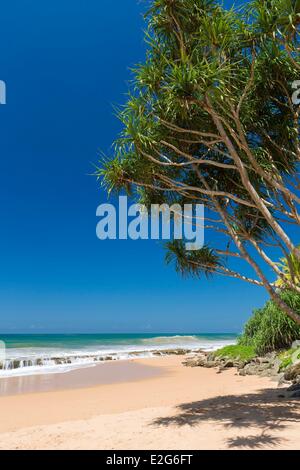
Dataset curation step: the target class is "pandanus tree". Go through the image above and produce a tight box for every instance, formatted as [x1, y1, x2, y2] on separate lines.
[97, 0, 300, 324]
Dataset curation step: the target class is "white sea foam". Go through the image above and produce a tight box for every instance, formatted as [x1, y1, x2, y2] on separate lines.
[0, 335, 236, 378]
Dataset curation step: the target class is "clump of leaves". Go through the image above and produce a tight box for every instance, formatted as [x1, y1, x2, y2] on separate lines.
[214, 344, 256, 361]
[239, 290, 300, 355]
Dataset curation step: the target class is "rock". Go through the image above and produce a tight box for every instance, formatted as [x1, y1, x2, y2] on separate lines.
[205, 361, 218, 368]
[255, 357, 270, 364]
[184, 357, 216, 368]
[292, 340, 300, 349]
[205, 354, 213, 362]
[182, 355, 208, 367]
[266, 351, 277, 361]
[284, 363, 300, 381]
[236, 361, 246, 369]
[183, 359, 199, 367]
[272, 358, 281, 374]
[155, 349, 191, 357]
[238, 357, 279, 377]
[270, 372, 282, 383]
[185, 350, 294, 383]
[242, 364, 259, 375]
[224, 360, 234, 368]
[234, 363, 244, 369]
[287, 383, 300, 392]
[291, 391, 300, 398]
[278, 374, 290, 386]
[169, 349, 191, 356]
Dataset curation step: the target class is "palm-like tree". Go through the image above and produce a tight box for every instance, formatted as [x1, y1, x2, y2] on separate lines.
[98, 0, 300, 324]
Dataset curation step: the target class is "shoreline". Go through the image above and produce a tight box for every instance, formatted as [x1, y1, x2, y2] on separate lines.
[0, 357, 165, 397]
[0, 355, 299, 450]
[0, 333, 237, 378]
[0, 348, 197, 379]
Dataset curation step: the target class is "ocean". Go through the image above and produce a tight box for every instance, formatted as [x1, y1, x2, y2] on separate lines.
[0, 333, 237, 377]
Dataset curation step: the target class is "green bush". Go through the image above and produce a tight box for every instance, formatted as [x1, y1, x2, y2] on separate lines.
[278, 347, 300, 371]
[240, 308, 265, 345]
[239, 290, 300, 355]
[214, 344, 256, 361]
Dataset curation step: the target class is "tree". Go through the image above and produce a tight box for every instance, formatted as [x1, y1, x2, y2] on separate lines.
[97, 0, 300, 324]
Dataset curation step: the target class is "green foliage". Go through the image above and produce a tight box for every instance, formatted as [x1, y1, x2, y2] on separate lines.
[165, 240, 221, 278]
[239, 308, 265, 346]
[278, 346, 300, 371]
[275, 246, 300, 288]
[98, 0, 299, 202]
[214, 344, 256, 361]
[239, 291, 300, 355]
[279, 356, 293, 371]
[96, 0, 300, 324]
[279, 353, 293, 371]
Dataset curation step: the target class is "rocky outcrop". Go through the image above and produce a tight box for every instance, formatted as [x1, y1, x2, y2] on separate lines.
[182, 354, 210, 367]
[183, 350, 295, 382]
[286, 382, 300, 398]
[284, 363, 300, 382]
[153, 349, 192, 356]
[183, 353, 255, 372]
[182, 343, 300, 395]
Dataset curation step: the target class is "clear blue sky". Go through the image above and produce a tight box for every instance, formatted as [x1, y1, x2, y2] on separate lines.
[0, 0, 269, 334]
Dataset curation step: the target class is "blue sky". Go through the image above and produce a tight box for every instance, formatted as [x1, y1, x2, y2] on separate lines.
[0, 0, 269, 334]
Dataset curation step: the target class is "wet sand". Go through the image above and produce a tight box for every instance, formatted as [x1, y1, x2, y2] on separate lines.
[0, 360, 163, 396]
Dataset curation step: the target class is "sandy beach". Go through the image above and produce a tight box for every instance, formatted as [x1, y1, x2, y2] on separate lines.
[0, 355, 299, 450]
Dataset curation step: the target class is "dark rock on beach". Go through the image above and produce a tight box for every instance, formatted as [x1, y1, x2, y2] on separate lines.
[287, 382, 300, 392]
[182, 354, 209, 367]
[284, 363, 300, 382]
[154, 349, 191, 357]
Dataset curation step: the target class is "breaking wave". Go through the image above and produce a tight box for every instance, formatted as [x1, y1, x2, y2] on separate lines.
[0, 334, 236, 378]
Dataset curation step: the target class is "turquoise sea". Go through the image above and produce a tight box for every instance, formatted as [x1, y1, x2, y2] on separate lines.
[0, 333, 237, 377]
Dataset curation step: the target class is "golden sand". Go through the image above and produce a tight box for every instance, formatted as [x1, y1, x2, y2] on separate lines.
[0, 356, 299, 450]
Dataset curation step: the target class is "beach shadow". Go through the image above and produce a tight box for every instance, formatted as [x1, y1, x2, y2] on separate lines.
[152, 388, 300, 449]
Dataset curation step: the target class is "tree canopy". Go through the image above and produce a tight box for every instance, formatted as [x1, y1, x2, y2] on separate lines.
[97, 0, 300, 324]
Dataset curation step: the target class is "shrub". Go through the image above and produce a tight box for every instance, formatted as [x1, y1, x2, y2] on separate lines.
[240, 308, 265, 346]
[239, 290, 300, 355]
[214, 345, 256, 362]
[278, 347, 300, 371]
